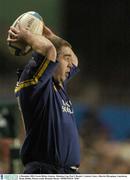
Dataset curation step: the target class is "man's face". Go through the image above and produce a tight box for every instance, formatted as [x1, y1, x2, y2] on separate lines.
[53, 46, 73, 83]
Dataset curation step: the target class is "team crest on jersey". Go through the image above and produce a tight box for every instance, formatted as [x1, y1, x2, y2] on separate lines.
[62, 100, 74, 114]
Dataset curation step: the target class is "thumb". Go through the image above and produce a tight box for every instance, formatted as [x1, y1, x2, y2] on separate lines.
[43, 26, 53, 37]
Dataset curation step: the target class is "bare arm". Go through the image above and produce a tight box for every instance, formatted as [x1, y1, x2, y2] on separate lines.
[7, 25, 57, 61]
[43, 26, 78, 66]
[43, 26, 71, 50]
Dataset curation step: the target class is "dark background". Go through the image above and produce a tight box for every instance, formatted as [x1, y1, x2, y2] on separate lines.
[66, 0, 129, 85]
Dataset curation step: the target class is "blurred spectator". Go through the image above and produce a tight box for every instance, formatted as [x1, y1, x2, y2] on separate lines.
[0, 107, 15, 173]
[1, 107, 15, 138]
[80, 109, 109, 148]
[0, 113, 9, 137]
[79, 108, 130, 174]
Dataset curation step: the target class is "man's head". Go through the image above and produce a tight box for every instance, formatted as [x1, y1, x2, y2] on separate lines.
[43, 26, 78, 83]
[53, 45, 74, 83]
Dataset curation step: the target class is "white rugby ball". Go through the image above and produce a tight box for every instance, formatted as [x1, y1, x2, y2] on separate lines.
[8, 11, 44, 56]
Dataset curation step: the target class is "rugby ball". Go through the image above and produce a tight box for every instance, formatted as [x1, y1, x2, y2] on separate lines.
[8, 11, 44, 56]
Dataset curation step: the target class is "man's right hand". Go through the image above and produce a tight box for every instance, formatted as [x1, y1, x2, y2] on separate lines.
[7, 24, 57, 61]
[7, 25, 29, 44]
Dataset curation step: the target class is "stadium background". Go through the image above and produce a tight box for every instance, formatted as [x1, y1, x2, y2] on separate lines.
[0, 0, 129, 173]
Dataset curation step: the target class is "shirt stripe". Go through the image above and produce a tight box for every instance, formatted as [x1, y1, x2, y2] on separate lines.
[15, 57, 50, 93]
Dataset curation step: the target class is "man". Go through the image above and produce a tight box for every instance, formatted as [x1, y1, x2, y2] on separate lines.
[7, 24, 80, 174]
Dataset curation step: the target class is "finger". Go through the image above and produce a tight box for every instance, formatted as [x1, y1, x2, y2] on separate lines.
[7, 37, 18, 42]
[8, 29, 18, 37]
[10, 26, 20, 34]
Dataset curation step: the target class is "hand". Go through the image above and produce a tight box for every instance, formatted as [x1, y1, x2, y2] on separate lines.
[43, 26, 56, 40]
[43, 26, 68, 50]
[7, 24, 29, 44]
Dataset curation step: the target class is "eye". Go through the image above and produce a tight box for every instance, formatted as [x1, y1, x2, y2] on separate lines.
[64, 56, 70, 62]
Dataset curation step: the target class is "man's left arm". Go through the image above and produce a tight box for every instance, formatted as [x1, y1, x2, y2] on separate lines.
[64, 49, 80, 84]
[71, 49, 78, 67]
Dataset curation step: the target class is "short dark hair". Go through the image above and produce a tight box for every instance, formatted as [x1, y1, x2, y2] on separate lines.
[51, 36, 72, 50]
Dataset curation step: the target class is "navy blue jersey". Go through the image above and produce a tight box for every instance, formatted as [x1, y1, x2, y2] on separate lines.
[15, 52, 80, 167]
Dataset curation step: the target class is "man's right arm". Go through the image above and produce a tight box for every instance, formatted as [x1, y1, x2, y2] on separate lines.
[7, 25, 59, 94]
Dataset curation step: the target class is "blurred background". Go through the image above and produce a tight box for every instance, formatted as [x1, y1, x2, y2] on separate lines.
[0, 0, 129, 174]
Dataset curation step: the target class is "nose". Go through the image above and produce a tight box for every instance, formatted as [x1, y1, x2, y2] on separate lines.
[68, 60, 73, 68]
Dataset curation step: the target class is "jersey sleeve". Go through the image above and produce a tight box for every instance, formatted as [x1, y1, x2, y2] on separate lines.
[15, 52, 58, 94]
[64, 64, 80, 85]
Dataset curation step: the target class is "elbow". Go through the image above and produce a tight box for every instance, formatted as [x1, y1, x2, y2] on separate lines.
[73, 53, 78, 67]
[46, 45, 57, 62]
[36, 43, 57, 62]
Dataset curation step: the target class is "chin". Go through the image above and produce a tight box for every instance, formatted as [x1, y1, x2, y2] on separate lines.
[62, 76, 67, 82]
